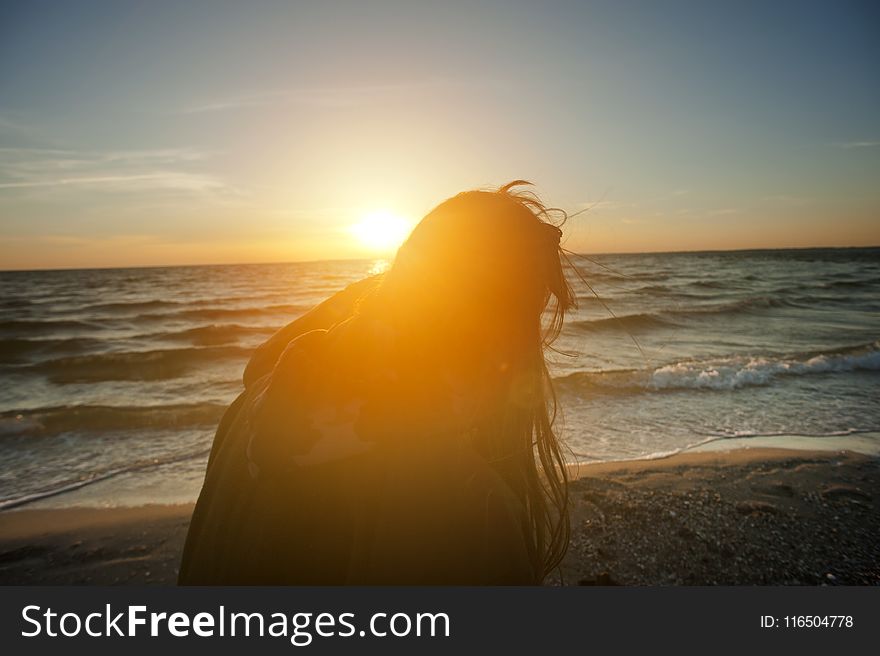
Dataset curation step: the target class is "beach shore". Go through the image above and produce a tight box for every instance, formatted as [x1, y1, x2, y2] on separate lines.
[0, 447, 877, 585]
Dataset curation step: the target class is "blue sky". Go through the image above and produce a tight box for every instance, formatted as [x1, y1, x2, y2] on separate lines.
[1, 0, 878, 268]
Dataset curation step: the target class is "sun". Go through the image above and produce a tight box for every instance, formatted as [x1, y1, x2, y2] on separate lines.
[349, 210, 413, 252]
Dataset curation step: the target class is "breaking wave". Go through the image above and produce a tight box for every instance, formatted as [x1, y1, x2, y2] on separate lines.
[556, 341, 880, 394]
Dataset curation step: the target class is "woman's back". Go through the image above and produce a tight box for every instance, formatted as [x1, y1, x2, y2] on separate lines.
[178, 280, 538, 585]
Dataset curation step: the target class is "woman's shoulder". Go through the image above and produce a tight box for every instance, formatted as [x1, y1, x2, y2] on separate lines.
[243, 275, 381, 388]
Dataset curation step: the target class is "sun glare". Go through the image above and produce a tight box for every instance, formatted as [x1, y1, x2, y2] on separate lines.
[349, 210, 413, 252]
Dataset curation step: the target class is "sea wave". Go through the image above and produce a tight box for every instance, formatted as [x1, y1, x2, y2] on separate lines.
[0, 318, 100, 337]
[81, 293, 304, 315]
[134, 303, 306, 323]
[28, 345, 252, 383]
[569, 295, 797, 332]
[569, 313, 674, 332]
[143, 324, 276, 346]
[82, 299, 184, 313]
[689, 279, 728, 289]
[0, 336, 104, 364]
[569, 267, 668, 283]
[0, 402, 228, 438]
[814, 277, 880, 290]
[686, 296, 796, 313]
[556, 341, 880, 394]
[0, 298, 33, 309]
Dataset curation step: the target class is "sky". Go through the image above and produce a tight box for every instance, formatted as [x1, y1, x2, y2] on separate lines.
[0, 0, 878, 270]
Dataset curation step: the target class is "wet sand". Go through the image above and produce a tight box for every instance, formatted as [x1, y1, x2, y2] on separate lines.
[0, 448, 877, 585]
[557, 448, 879, 585]
[0, 504, 189, 585]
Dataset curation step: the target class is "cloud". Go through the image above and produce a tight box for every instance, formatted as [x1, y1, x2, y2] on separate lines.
[169, 79, 451, 114]
[0, 147, 229, 196]
[0, 232, 164, 247]
[833, 140, 880, 149]
[0, 172, 224, 192]
[0, 114, 36, 136]
[0, 146, 208, 166]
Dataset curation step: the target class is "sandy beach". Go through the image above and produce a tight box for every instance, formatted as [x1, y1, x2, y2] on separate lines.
[0, 447, 876, 586]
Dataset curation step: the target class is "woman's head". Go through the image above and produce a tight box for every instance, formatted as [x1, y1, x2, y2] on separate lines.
[377, 182, 575, 381]
[353, 181, 575, 580]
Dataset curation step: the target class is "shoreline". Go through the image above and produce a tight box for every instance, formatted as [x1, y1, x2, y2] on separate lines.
[568, 442, 880, 479]
[1, 446, 877, 585]
[9, 431, 879, 513]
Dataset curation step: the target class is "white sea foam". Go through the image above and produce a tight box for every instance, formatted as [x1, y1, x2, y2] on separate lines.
[648, 342, 880, 391]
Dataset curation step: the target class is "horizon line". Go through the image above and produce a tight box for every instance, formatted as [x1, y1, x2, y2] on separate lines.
[2, 243, 878, 274]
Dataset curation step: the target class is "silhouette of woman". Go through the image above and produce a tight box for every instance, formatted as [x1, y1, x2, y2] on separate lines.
[178, 181, 575, 584]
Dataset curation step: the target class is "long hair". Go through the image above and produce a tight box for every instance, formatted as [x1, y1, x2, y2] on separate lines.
[329, 181, 576, 580]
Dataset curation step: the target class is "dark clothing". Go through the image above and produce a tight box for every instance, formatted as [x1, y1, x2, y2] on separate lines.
[178, 277, 537, 585]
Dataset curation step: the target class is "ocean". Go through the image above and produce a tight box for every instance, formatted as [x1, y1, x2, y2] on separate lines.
[1, 247, 878, 509]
